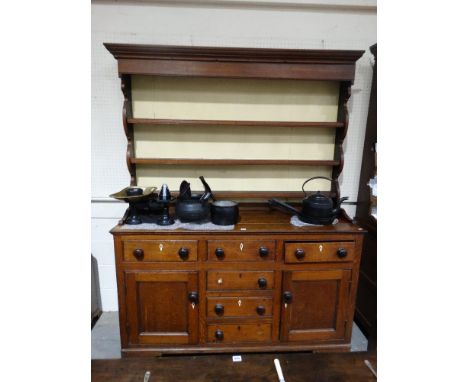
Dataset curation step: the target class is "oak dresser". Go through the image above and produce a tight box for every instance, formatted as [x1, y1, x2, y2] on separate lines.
[106, 43, 365, 355]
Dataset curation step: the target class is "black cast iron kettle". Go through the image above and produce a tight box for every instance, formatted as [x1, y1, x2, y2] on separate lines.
[269, 176, 348, 225]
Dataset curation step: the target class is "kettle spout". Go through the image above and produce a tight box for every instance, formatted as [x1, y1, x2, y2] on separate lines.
[331, 196, 349, 217]
[269, 199, 301, 216]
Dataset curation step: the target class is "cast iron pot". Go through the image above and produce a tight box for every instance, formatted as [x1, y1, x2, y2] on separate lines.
[210, 201, 239, 226]
[269, 176, 348, 225]
[176, 194, 210, 222]
[175, 177, 214, 222]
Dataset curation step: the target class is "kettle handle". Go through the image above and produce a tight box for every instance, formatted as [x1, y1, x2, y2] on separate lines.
[301, 176, 337, 197]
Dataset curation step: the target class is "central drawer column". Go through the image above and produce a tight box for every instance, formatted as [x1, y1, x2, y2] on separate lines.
[205, 239, 276, 344]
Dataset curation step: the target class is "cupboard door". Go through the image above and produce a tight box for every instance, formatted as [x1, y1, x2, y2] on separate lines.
[281, 269, 351, 342]
[125, 271, 199, 345]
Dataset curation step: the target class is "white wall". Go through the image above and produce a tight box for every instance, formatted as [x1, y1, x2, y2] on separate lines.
[91, 0, 376, 311]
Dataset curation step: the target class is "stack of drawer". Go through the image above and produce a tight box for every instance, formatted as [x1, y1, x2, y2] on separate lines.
[205, 240, 275, 344]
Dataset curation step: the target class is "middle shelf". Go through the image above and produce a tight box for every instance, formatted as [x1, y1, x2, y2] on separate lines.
[130, 158, 340, 166]
[127, 118, 344, 128]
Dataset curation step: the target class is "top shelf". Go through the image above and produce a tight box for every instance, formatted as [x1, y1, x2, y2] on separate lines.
[127, 118, 344, 128]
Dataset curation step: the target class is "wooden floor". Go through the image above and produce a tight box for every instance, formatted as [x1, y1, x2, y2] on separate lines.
[91, 351, 377, 382]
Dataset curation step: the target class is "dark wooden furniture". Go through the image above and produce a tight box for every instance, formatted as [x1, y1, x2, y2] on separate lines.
[92, 350, 377, 381]
[354, 44, 377, 350]
[105, 44, 365, 355]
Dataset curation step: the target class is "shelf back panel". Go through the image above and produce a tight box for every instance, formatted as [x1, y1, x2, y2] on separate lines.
[136, 165, 332, 193]
[131, 76, 339, 122]
[133, 125, 335, 161]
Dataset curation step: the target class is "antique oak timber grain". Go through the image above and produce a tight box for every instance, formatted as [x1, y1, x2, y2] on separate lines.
[105, 44, 365, 356]
[111, 208, 365, 356]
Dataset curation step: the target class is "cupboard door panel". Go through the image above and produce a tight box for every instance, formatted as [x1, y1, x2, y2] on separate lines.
[281, 269, 350, 342]
[125, 271, 198, 345]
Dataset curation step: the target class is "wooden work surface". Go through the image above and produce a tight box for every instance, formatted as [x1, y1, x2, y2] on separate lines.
[91, 351, 377, 382]
[111, 208, 364, 235]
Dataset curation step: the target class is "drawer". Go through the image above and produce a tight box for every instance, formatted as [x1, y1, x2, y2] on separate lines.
[207, 240, 275, 262]
[123, 240, 198, 262]
[284, 241, 355, 263]
[207, 271, 274, 291]
[207, 323, 272, 343]
[207, 296, 272, 318]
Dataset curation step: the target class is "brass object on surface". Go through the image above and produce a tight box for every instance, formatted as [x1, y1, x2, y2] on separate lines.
[109, 187, 157, 202]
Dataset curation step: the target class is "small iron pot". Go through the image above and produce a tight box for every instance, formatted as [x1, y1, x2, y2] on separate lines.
[176, 194, 210, 222]
[210, 201, 239, 226]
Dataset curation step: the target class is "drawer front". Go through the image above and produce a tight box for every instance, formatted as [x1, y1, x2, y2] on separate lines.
[285, 241, 355, 263]
[207, 297, 273, 318]
[207, 271, 274, 291]
[123, 240, 198, 262]
[207, 240, 275, 262]
[207, 323, 272, 343]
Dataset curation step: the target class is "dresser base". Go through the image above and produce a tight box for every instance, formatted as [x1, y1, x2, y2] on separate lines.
[122, 343, 351, 357]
